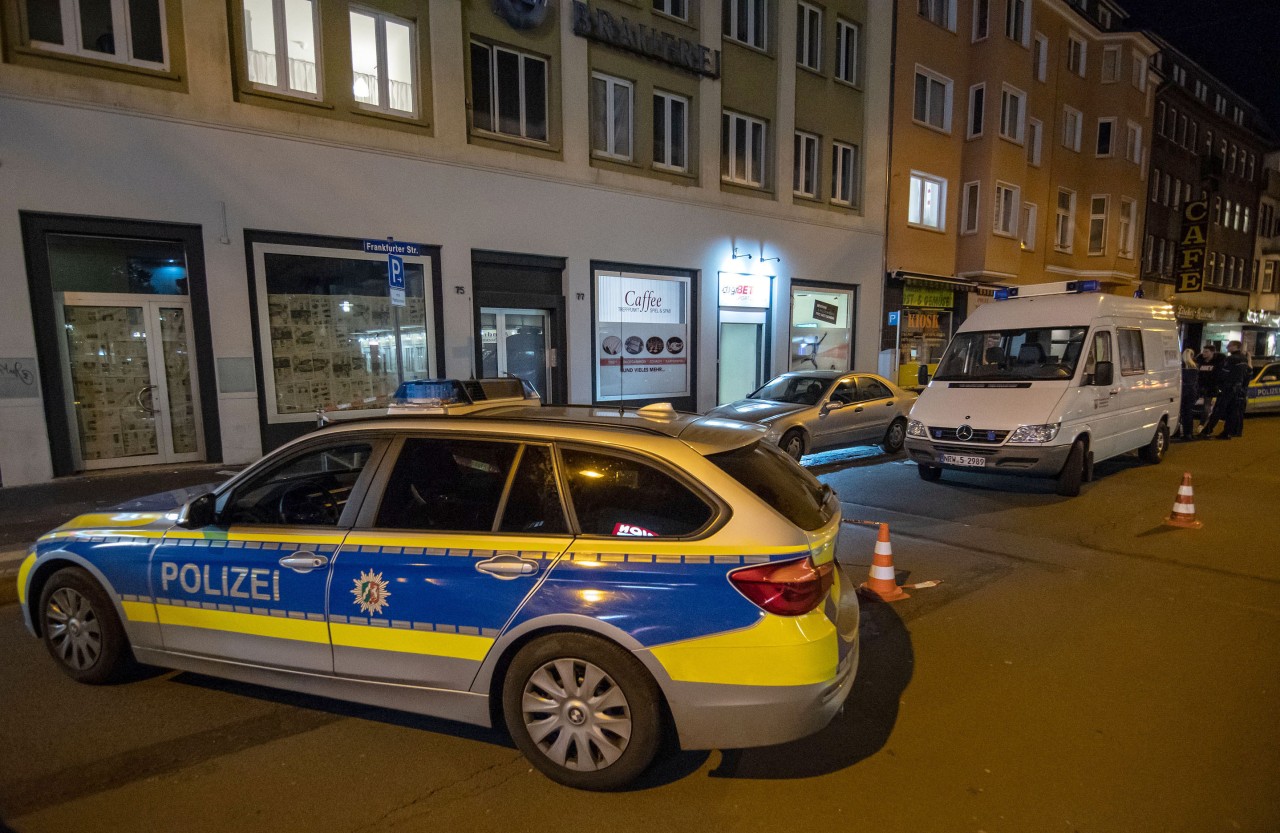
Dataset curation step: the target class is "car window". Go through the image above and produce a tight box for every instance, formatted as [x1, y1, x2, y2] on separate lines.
[561, 447, 714, 537]
[707, 441, 834, 531]
[752, 375, 829, 405]
[497, 445, 569, 534]
[1256, 364, 1278, 383]
[375, 437, 517, 532]
[829, 379, 857, 405]
[1117, 328, 1145, 375]
[1081, 330, 1112, 384]
[858, 377, 892, 401]
[220, 443, 374, 526]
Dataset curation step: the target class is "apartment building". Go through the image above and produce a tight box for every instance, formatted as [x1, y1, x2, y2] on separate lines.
[883, 0, 1156, 386]
[1252, 150, 1280, 358]
[1141, 38, 1277, 355]
[0, 0, 890, 485]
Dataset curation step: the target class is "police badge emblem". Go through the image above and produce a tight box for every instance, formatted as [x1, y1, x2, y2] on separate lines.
[351, 569, 391, 615]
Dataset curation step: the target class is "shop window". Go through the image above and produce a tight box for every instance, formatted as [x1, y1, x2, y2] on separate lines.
[653, 90, 689, 172]
[349, 7, 416, 116]
[251, 240, 438, 423]
[243, 0, 319, 96]
[27, 0, 168, 68]
[794, 131, 820, 198]
[470, 40, 548, 142]
[590, 73, 633, 160]
[722, 110, 767, 187]
[593, 269, 692, 403]
[789, 287, 854, 372]
[831, 142, 859, 207]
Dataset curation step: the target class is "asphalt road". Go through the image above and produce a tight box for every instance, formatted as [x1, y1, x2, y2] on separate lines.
[1, 417, 1277, 832]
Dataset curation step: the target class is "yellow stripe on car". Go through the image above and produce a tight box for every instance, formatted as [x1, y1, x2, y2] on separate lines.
[121, 600, 159, 624]
[17, 553, 36, 607]
[154, 603, 330, 643]
[329, 622, 493, 661]
[649, 609, 838, 687]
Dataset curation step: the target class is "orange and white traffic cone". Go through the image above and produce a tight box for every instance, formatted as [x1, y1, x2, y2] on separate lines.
[858, 523, 909, 602]
[1165, 472, 1202, 529]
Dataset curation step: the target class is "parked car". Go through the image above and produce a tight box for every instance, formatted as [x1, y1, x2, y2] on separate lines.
[16, 401, 858, 791]
[707, 371, 917, 460]
[1247, 361, 1280, 413]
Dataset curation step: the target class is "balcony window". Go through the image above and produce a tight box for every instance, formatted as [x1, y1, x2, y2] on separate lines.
[350, 7, 416, 116]
[244, 0, 319, 96]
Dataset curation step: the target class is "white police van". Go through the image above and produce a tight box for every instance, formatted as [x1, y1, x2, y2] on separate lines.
[904, 281, 1181, 496]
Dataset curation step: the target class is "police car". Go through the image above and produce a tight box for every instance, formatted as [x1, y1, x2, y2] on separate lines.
[16, 399, 858, 790]
[1247, 361, 1280, 413]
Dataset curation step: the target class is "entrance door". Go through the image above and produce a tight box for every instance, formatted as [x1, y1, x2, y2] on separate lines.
[718, 311, 768, 405]
[57, 292, 204, 470]
[481, 308, 551, 400]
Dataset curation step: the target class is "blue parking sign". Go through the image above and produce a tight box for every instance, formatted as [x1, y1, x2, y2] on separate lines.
[388, 254, 406, 307]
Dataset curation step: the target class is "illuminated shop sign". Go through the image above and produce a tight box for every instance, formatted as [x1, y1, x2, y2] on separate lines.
[718, 273, 771, 309]
[595, 271, 691, 401]
[1175, 200, 1207, 294]
[571, 0, 721, 78]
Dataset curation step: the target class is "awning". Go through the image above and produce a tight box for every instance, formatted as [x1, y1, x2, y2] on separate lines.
[890, 270, 1008, 296]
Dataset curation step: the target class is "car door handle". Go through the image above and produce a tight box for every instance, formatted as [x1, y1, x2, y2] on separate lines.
[1109, 387, 1121, 396]
[476, 554, 540, 580]
[854, 406, 864, 412]
[278, 552, 328, 573]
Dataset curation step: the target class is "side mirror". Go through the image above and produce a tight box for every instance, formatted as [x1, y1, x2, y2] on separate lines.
[917, 365, 931, 385]
[177, 492, 216, 529]
[1093, 361, 1114, 387]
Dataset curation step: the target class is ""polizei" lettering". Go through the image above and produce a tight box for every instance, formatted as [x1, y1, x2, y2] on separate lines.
[160, 562, 281, 602]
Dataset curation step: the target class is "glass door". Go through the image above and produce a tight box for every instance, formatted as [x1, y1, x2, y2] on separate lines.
[480, 308, 550, 400]
[718, 311, 767, 405]
[57, 293, 205, 470]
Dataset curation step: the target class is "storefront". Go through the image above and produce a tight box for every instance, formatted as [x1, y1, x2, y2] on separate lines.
[883, 271, 1003, 389]
[715, 271, 773, 404]
[787, 283, 856, 373]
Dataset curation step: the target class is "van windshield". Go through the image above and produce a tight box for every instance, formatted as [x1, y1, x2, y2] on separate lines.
[933, 327, 1089, 381]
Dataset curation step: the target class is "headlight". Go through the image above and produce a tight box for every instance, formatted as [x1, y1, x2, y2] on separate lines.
[907, 419, 927, 438]
[1007, 423, 1061, 443]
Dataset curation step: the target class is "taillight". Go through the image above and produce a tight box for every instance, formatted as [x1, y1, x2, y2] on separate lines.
[729, 557, 834, 616]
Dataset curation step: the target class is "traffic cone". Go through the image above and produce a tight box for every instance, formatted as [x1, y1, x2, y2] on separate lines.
[858, 523, 909, 602]
[1164, 472, 1202, 529]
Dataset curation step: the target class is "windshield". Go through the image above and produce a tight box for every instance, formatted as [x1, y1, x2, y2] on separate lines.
[707, 441, 835, 530]
[933, 327, 1089, 382]
[749, 375, 832, 405]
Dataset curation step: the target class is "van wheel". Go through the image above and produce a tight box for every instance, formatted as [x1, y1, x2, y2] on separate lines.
[1056, 440, 1085, 497]
[881, 418, 907, 454]
[917, 463, 942, 482]
[1138, 421, 1169, 464]
[780, 429, 806, 461]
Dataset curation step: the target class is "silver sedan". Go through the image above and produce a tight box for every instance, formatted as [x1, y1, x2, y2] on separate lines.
[707, 371, 918, 460]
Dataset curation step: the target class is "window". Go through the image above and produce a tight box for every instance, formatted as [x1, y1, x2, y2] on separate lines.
[917, 0, 953, 30]
[794, 131, 820, 198]
[1081, 331, 1111, 385]
[1233, 106, 1244, 126]
[1020, 202, 1037, 250]
[1214, 94, 1226, 116]
[1097, 5, 1111, 27]
[722, 110, 767, 187]
[831, 141, 859, 206]
[1172, 177, 1182, 209]
[1244, 207, 1251, 234]
[967, 84, 985, 138]
[470, 41, 548, 142]
[1067, 32, 1086, 77]
[1229, 144, 1238, 174]
[1248, 153, 1256, 181]
[1234, 202, 1242, 231]
[1117, 329, 1145, 376]
[1132, 53, 1147, 90]
[1194, 79, 1207, 101]
[1088, 195, 1108, 255]
[1004, 0, 1027, 45]
[653, 90, 689, 171]
[1149, 167, 1159, 203]
[375, 438, 519, 532]
[222, 442, 375, 526]
[1176, 114, 1188, 147]
[913, 67, 953, 132]
[1161, 172, 1170, 206]
[1162, 105, 1175, 138]
[972, 0, 989, 40]
[561, 448, 713, 537]
[961, 181, 980, 234]
[1095, 117, 1114, 156]
[590, 73, 633, 160]
[1062, 106, 1082, 151]
[27, 0, 168, 68]
[244, 0, 318, 95]
[1032, 32, 1047, 81]
[653, 0, 687, 20]
[350, 8, 416, 115]
[1055, 187, 1075, 251]
[835, 19, 859, 83]
[1101, 45, 1120, 82]
[994, 182, 1019, 236]
[999, 85, 1024, 142]
[1155, 100, 1165, 136]
[797, 2, 822, 71]
[1124, 121, 1141, 164]
[1027, 117, 1042, 165]
[908, 172, 947, 230]
[725, 0, 767, 49]
[1189, 121, 1197, 151]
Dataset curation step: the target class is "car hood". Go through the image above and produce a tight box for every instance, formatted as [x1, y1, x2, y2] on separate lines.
[108, 482, 221, 512]
[909, 382, 1071, 428]
[706, 399, 809, 423]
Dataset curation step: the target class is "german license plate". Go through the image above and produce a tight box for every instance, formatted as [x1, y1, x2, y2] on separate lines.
[941, 453, 986, 467]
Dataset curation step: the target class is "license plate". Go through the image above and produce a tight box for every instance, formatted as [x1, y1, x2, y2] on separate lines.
[941, 453, 986, 467]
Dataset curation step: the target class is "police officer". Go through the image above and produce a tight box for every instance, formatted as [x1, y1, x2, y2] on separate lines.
[1195, 344, 1223, 428]
[1200, 341, 1250, 439]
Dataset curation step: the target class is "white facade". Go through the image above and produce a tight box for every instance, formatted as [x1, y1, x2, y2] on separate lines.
[0, 0, 891, 486]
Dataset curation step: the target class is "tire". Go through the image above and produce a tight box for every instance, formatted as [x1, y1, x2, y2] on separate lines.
[502, 633, 663, 791]
[779, 429, 806, 461]
[1056, 440, 1085, 497]
[881, 418, 908, 454]
[38, 567, 134, 685]
[1138, 421, 1169, 464]
[917, 463, 942, 482]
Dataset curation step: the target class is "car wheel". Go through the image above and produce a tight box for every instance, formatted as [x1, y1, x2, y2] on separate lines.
[1138, 421, 1169, 464]
[502, 633, 663, 791]
[881, 418, 908, 454]
[38, 567, 134, 685]
[917, 463, 942, 482]
[780, 429, 806, 461]
[1056, 440, 1086, 497]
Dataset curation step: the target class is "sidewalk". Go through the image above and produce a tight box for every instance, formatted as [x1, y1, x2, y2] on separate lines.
[0, 463, 239, 575]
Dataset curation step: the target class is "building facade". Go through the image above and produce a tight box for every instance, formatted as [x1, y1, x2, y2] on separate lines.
[1252, 150, 1280, 358]
[1141, 37, 1277, 355]
[0, 0, 891, 485]
[883, 0, 1156, 387]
